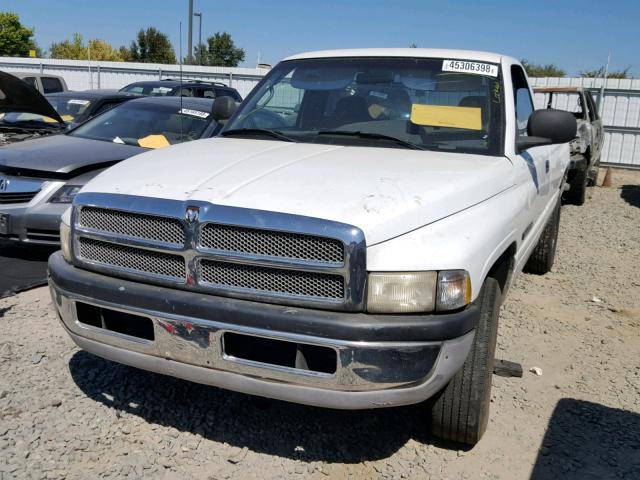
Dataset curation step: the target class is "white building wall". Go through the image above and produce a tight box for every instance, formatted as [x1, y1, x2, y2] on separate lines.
[0, 57, 266, 98]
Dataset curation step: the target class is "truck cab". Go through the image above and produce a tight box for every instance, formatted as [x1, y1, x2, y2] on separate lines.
[49, 49, 575, 445]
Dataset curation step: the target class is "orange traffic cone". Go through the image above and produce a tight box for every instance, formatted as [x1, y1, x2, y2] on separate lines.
[602, 167, 613, 188]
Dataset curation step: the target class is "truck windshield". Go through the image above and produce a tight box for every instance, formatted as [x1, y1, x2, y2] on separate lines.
[223, 57, 504, 155]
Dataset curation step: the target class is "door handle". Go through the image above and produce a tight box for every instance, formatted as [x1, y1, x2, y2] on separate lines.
[545, 160, 550, 173]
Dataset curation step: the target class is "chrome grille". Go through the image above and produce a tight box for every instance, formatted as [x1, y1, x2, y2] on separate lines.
[71, 193, 366, 311]
[0, 191, 39, 204]
[79, 207, 185, 245]
[199, 260, 344, 299]
[78, 237, 186, 279]
[199, 223, 344, 263]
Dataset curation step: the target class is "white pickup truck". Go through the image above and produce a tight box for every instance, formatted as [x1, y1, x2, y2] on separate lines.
[48, 49, 576, 445]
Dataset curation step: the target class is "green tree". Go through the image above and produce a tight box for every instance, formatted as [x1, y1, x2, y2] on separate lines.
[50, 34, 123, 61]
[200, 32, 245, 67]
[129, 28, 176, 64]
[50, 33, 85, 59]
[0, 12, 38, 57]
[520, 59, 566, 77]
[118, 45, 134, 62]
[580, 66, 632, 79]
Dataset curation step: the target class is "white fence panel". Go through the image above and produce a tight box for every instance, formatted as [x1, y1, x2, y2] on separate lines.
[0, 57, 265, 98]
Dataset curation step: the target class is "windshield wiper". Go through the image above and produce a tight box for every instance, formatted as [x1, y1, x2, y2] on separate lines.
[221, 128, 296, 143]
[315, 130, 425, 150]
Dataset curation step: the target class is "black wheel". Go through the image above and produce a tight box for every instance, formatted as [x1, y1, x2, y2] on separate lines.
[587, 158, 600, 187]
[430, 277, 501, 445]
[564, 161, 588, 206]
[524, 199, 561, 275]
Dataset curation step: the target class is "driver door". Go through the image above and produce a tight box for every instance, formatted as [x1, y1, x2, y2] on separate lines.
[512, 66, 554, 219]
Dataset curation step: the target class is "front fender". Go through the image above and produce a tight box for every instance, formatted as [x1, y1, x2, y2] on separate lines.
[366, 186, 529, 302]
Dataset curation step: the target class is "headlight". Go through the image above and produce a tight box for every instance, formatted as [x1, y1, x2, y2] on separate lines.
[367, 270, 471, 313]
[60, 221, 72, 262]
[49, 185, 82, 203]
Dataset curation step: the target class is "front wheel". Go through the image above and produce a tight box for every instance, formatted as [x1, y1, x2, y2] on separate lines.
[430, 277, 501, 445]
[587, 157, 600, 187]
[564, 161, 588, 206]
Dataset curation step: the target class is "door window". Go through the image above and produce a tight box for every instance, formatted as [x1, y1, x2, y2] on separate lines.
[511, 65, 534, 137]
[22, 77, 38, 89]
[585, 92, 599, 120]
[41, 77, 64, 93]
[511, 66, 534, 137]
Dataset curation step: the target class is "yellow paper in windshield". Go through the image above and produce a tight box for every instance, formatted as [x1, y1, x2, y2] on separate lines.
[138, 134, 170, 149]
[61, 114, 74, 122]
[410, 104, 481, 130]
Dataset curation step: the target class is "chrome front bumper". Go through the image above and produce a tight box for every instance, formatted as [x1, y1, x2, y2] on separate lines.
[50, 278, 475, 409]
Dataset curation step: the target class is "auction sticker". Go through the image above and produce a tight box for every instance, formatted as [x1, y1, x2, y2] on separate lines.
[179, 108, 209, 118]
[68, 99, 90, 106]
[442, 60, 498, 77]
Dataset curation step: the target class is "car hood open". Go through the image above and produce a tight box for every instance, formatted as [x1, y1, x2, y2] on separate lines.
[0, 134, 145, 180]
[0, 70, 65, 126]
[83, 137, 515, 245]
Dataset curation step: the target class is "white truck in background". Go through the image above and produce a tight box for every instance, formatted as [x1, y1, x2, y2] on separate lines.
[49, 49, 575, 445]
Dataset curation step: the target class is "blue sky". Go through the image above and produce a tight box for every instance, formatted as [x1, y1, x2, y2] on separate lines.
[5, 0, 639, 76]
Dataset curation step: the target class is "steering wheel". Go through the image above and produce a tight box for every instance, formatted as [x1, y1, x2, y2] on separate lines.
[243, 109, 287, 130]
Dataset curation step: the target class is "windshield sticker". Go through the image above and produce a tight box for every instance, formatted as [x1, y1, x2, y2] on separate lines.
[61, 114, 74, 122]
[67, 99, 90, 106]
[138, 134, 171, 149]
[179, 108, 209, 119]
[113, 136, 125, 144]
[442, 60, 498, 77]
[410, 104, 482, 130]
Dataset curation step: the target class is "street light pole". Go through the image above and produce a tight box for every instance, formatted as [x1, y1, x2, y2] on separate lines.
[187, 0, 193, 64]
[194, 12, 202, 65]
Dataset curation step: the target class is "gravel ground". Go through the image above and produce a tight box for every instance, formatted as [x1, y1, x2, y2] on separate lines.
[1, 169, 639, 480]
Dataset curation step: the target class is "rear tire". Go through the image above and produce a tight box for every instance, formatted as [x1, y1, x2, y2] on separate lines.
[565, 162, 587, 205]
[430, 278, 501, 445]
[524, 198, 561, 275]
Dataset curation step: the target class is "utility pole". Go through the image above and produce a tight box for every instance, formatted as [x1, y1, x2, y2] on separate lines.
[194, 12, 202, 65]
[187, 0, 193, 64]
[597, 51, 611, 117]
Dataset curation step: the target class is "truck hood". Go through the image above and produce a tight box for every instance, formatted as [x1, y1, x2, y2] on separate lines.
[0, 70, 65, 125]
[84, 138, 514, 245]
[0, 134, 145, 180]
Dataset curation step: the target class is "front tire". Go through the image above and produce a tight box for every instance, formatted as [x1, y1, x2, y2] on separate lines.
[524, 198, 561, 275]
[430, 278, 501, 445]
[587, 157, 600, 187]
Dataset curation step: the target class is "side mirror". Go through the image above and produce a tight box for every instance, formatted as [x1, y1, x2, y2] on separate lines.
[517, 109, 577, 152]
[211, 96, 238, 125]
